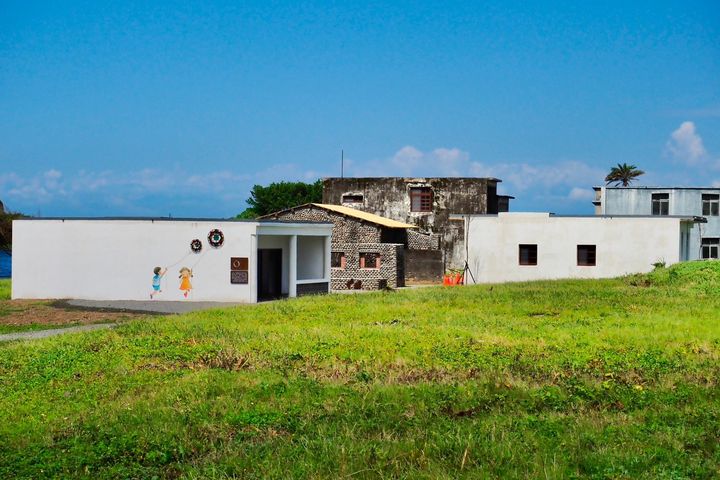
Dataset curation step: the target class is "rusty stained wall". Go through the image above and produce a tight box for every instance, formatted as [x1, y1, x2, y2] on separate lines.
[323, 177, 500, 269]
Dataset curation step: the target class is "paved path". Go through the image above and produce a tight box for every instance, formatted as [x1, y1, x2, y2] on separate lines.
[0, 323, 116, 342]
[65, 299, 244, 314]
[0, 301, 246, 343]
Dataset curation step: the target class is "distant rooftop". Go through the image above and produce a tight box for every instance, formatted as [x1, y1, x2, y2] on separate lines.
[15, 217, 330, 225]
[451, 212, 702, 221]
[261, 203, 418, 229]
[324, 176, 502, 182]
[593, 185, 720, 190]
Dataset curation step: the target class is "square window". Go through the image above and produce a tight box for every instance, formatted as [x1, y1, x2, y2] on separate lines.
[701, 238, 719, 259]
[651, 193, 669, 216]
[331, 252, 346, 269]
[359, 252, 381, 269]
[409, 187, 433, 212]
[342, 194, 364, 204]
[577, 245, 597, 266]
[702, 194, 719, 216]
[519, 244, 537, 266]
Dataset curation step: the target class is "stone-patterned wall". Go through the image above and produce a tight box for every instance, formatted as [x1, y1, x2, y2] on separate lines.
[408, 230, 440, 250]
[265, 206, 382, 244]
[331, 243, 403, 290]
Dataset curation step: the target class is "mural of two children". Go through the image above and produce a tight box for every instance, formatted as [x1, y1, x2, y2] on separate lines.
[150, 266, 193, 299]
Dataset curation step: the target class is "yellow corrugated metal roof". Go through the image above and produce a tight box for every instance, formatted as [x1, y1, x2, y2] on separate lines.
[312, 204, 418, 229]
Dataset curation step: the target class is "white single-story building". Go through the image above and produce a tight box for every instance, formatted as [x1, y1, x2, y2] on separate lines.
[12, 218, 332, 302]
[452, 212, 699, 283]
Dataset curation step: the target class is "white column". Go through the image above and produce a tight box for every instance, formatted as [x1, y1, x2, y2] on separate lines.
[289, 235, 297, 297]
[250, 234, 257, 303]
[324, 235, 332, 282]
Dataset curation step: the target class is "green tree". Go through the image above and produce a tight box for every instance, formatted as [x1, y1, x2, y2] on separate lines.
[236, 180, 323, 219]
[0, 204, 26, 253]
[604, 163, 645, 187]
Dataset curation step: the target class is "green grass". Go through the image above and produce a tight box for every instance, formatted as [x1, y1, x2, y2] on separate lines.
[0, 279, 10, 301]
[1, 263, 719, 479]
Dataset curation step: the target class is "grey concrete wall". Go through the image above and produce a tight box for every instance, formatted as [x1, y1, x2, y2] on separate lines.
[601, 187, 720, 260]
[404, 249, 443, 284]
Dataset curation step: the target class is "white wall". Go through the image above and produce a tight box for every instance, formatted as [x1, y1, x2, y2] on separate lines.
[12, 220, 258, 302]
[297, 236, 325, 280]
[465, 213, 682, 283]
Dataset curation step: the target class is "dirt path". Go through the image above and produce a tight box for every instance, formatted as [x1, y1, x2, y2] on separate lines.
[0, 299, 143, 330]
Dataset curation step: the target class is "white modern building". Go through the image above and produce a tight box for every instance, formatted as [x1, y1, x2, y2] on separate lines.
[12, 218, 332, 302]
[593, 186, 718, 260]
[453, 212, 698, 284]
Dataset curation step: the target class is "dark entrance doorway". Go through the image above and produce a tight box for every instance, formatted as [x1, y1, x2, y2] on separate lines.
[257, 248, 283, 300]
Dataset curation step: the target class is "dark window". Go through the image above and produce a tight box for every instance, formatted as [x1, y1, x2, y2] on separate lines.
[410, 187, 433, 212]
[342, 194, 364, 204]
[359, 252, 381, 269]
[331, 252, 346, 269]
[702, 194, 719, 216]
[701, 238, 719, 259]
[518, 244, 537, 266]
[652, 193, 669, 216]
[577, 245, 597, 266]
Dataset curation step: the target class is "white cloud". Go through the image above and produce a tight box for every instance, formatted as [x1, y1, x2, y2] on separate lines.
[0, 163, 327, 216]
[469, 160, 604, 192]
[568, 187, 595, 201]
[666, 121, 707, 164]
[353, 145, 472, 177]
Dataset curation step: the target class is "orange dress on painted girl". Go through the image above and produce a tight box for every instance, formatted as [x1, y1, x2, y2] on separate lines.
[179, 267, 193, 298]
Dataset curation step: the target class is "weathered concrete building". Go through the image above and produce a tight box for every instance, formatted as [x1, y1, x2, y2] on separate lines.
[322, 177, 511, 272]
[261, 203, 419, 290]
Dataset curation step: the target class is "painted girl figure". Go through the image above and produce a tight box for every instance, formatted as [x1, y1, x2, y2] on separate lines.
[179, 267, 193, 298]
[150, 267, 167, 299]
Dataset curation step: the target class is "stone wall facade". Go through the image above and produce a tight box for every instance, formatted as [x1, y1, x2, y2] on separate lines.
[407, 229, 440, 250]
[263, 205, 382, 244]
[331, 242, 404, 290]
[262, 205, 406, 290]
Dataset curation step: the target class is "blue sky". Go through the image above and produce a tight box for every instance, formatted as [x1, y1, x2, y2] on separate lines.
[1, 0, 719, 217]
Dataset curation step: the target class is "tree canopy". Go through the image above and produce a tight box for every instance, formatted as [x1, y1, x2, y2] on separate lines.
[604, 163, 645, 187]
[0, 207, 26, 253]
[236, 180, 323, 219]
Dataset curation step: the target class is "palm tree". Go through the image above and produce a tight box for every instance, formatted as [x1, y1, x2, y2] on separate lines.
[605, 163, 645, 187]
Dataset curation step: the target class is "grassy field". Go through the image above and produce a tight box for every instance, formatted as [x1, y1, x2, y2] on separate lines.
[0, 278, 9, 301]
[0, 263, 719, 479]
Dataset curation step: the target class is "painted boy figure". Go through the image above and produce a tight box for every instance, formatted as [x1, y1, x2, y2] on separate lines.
[150, 267, 167, 299]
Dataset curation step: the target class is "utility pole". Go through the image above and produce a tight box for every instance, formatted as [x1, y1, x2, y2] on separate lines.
[341, 149, 344, 178]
